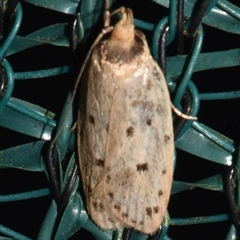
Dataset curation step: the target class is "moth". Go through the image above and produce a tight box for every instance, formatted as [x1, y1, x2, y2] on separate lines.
[77, 5, 174, 235]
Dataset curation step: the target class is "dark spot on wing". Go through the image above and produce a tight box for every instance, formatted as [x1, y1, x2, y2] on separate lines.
[93, 201, 98, 210]
[122, 212, 129, 219]
[146, 80, 153, 90]
[114, 204, 121, 211]
[146, 119, 152, 126]
[126, 126, 134, 137]
[106, 175, 111, 184]
[162, 169, 167, 175]
[92, 201, 104, 212]
[146, 207, 152, 218]
[132, 100, 153, 112]
[158, 190, 163, 197]
[137, 163, 148, 172]
[164, 135, 170, 144]
[153, 206, 159, 214]
[95, 159, 104, 167]
[121, 180, 128, 186]
[89, 115, 95, 124]
[131, 219, 137, 224]
[109, 192, 114, 199]
[108, 216, 115, 223]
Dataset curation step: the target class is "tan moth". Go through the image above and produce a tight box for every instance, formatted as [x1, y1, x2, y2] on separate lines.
[77, 3, 174, 235]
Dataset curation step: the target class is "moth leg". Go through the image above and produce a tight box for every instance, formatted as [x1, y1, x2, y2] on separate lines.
[171, 103, 197, 120]
[70, 121, 77, 131]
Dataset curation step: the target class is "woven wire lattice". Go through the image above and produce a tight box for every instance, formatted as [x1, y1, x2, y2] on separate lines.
[0, 0, 240, 239]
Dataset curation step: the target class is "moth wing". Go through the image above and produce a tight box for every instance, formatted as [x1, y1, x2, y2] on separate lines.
[78, 52, 123, 229]
[91, 60, 174, 234]
[78, 54, 113, 195]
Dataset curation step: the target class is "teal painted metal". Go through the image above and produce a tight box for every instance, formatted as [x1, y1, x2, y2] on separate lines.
[166, 49, 240, 77]
[217, 0, 240, 20]
[173, 25, 203, 112]
[24, 0, 80, 14]
[170, 214, 229, 225]
[0, 224, 31, 240]
[0, 188, 50, 202]
[0, 60, 14, 112]
[171, 174, 224, 194]
[226, 224, 238, 240]
[168, 0, 177, 44]
[0, 0, 239, 239]
[152, 0, 240, 34]
[0, 3, 22, 60]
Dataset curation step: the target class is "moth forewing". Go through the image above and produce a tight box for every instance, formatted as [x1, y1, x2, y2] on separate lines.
[78, 7, 174, 235]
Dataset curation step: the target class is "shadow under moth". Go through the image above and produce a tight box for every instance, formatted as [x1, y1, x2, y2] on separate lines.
[77, 5, 174, 235]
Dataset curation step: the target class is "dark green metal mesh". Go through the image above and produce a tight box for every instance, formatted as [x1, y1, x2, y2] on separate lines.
[0, 0, 239, 239]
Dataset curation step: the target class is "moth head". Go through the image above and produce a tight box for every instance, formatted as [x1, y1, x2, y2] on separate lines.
[104, 7, 146, 62]
[110, 8, 135, 45]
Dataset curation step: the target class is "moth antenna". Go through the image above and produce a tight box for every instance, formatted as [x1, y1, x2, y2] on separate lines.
[51, 0, 114, 144]
[104, 0, 110, 28]
[105, 0, 110, 13]
[171, 103, 197, 120]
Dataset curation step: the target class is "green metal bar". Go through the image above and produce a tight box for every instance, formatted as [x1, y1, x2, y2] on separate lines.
[151, 15, 180, 92]
[37, 201, 57, 240]
[173, 25, 203, 110]
[167, 0, 177, 44]
[160, 212, 171, 240]
[152, 16, 168, 62]
[24, 0, 79, 14]
[0, 189, 50, 202]
[15, 65, 71, 79]
[205, 0, 219, 15]
[152, 0, 240, 34]
[7, 100, 56, 128]
[200, 91, 240, 100]
[217, 0, 240, 21]
[0, 3, 22, 60]
[54, 92, 74, 161]
[84, 218, 113, 240]
[192, 121, 235, 154]
[226, 225, 238, 240]
[167, 49, 240, 78]
[5, 23, 70, 56]
[170, 214, 229, 225]
[172, 174, 224, 195]
[0, 224, 31, 240]
[0, 59, 14, 112]
[134, 19, 154, 31]
[163, 236, 171, 240]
